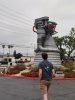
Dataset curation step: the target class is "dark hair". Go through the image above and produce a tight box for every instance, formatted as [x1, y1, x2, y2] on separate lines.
[42, 53, 48, 60]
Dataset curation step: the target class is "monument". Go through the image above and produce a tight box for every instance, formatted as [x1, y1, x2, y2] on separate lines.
[33, 16, 61, 67]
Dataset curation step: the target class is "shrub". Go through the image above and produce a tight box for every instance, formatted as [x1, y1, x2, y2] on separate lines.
[62, 60, 75, 73]
[27, 63, 33, 67]
[63, 66, 75, 73]
[55, 68, 63, 72]
[14, 64, 26, 71]
[30, 67, 39, 72]
[63, 60, 74, 67]
[6, 68, 20, 75]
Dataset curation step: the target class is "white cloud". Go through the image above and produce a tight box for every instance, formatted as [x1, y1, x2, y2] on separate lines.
[0, 0, 75, 54]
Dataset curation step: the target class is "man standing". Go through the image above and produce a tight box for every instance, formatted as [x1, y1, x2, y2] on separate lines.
[38, 53, 55, 100]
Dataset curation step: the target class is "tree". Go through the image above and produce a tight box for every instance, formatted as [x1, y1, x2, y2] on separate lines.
[2, 45, 5, 56]
[54, 36, 66, 60]
[54, 27, 75, 60]
[8, 45, 11, 55]
[13, 50, 16, 57]
[10, 45, 13, 55]
[15, 53, 23, 59]
[13, 50, 23, 59]
[54, 36, 64, 49]
[63, 28, 75, 58]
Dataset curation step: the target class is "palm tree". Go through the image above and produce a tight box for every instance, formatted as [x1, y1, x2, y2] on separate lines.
[8, 45, 11, 56]
[10, 45, 13, 56]
[2, 45, 5, 56]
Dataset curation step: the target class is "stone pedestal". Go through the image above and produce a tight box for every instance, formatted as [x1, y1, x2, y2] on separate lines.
[34, 52, 61, 67]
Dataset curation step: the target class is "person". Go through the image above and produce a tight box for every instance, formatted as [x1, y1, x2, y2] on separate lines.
[38, 52, 55, 100]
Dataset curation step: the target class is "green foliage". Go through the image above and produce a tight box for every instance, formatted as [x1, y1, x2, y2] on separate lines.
[15, 53, 23, 59]
[30, 67, 39, 72]
[63, 60, 74, 67]
[63, 28, 75, 58]
[63, 58, 75, 78]
[63, 60, 75, 72]
[13, 50, 23, 59]
[64, 67, 75, 73]
[54, 27, 75, 59]
[6, 68, 20, 75]
[55, 68, 64, 74]
[14, 64, 26, 71]
[54, 36, 66, 60]
[54, 36, 64, 49]
[13, 50, 16, 57]
[55, 68, 63, 71]
[27, 63, 33, 67]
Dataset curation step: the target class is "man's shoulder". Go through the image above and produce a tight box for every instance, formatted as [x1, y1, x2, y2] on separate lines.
[47, 60, 53, 66]
[39, 61, 44, 65]
[46, 60, 51, 64]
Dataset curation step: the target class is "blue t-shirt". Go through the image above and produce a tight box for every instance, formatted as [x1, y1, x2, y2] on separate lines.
[38, 60, 53, 80]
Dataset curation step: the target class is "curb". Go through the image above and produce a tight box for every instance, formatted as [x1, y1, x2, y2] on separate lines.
[53, 78, 75, 80]
[0, 74, 75, 80]
[0, 74, 38, 80]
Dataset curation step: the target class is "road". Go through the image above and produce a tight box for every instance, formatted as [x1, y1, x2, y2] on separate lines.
[0, 76, 75, 100]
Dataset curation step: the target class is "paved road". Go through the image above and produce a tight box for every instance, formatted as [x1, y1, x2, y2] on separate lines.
[0, 76, 75, 100]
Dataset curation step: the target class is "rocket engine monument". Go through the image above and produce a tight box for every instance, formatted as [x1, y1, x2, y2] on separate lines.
[33, 16, 61, 67]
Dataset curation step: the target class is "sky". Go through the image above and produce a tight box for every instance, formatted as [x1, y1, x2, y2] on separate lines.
[0, 0, 75, 56]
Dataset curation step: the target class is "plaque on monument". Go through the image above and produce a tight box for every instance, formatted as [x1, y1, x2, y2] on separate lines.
[33, 16, 61, 67]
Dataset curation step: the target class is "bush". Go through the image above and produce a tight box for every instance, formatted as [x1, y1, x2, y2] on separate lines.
[14, 64, 26, 71]
[63, 66, 75, 73]
[30, 67, 39, 72]
[55, 68, 63, 72]
[63, 60, 74, 67]
[62, 60, 75, 73]
[6, 68, 20, 75]
[27, 63, 33, 67]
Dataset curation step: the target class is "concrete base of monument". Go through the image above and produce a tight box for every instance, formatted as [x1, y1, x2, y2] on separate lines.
[34, 52, 61, 67]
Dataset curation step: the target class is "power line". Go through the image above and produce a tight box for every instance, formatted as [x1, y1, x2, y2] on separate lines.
[0, 27, 32, 35]
[0, 4, 33, 21]
[0, 43, 34, 48]
[0, 11, 33, 26]
[0, 21, 32, 33]
[0, 3, 34, 35]
[0, 17, 32, 31]
[0, 4, 33, 22]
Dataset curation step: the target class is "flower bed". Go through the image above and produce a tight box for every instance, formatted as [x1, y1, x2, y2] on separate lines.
[6, 67, 20, 75]
[64, 71, 75, 78]
[21, 72, 39, 77]
[2, 64, 26, 75]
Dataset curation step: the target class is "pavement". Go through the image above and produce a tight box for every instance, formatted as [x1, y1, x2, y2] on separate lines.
[0, 76, 75, 100]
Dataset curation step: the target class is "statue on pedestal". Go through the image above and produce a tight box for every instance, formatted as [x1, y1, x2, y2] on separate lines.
[33, 16, 61, 67]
